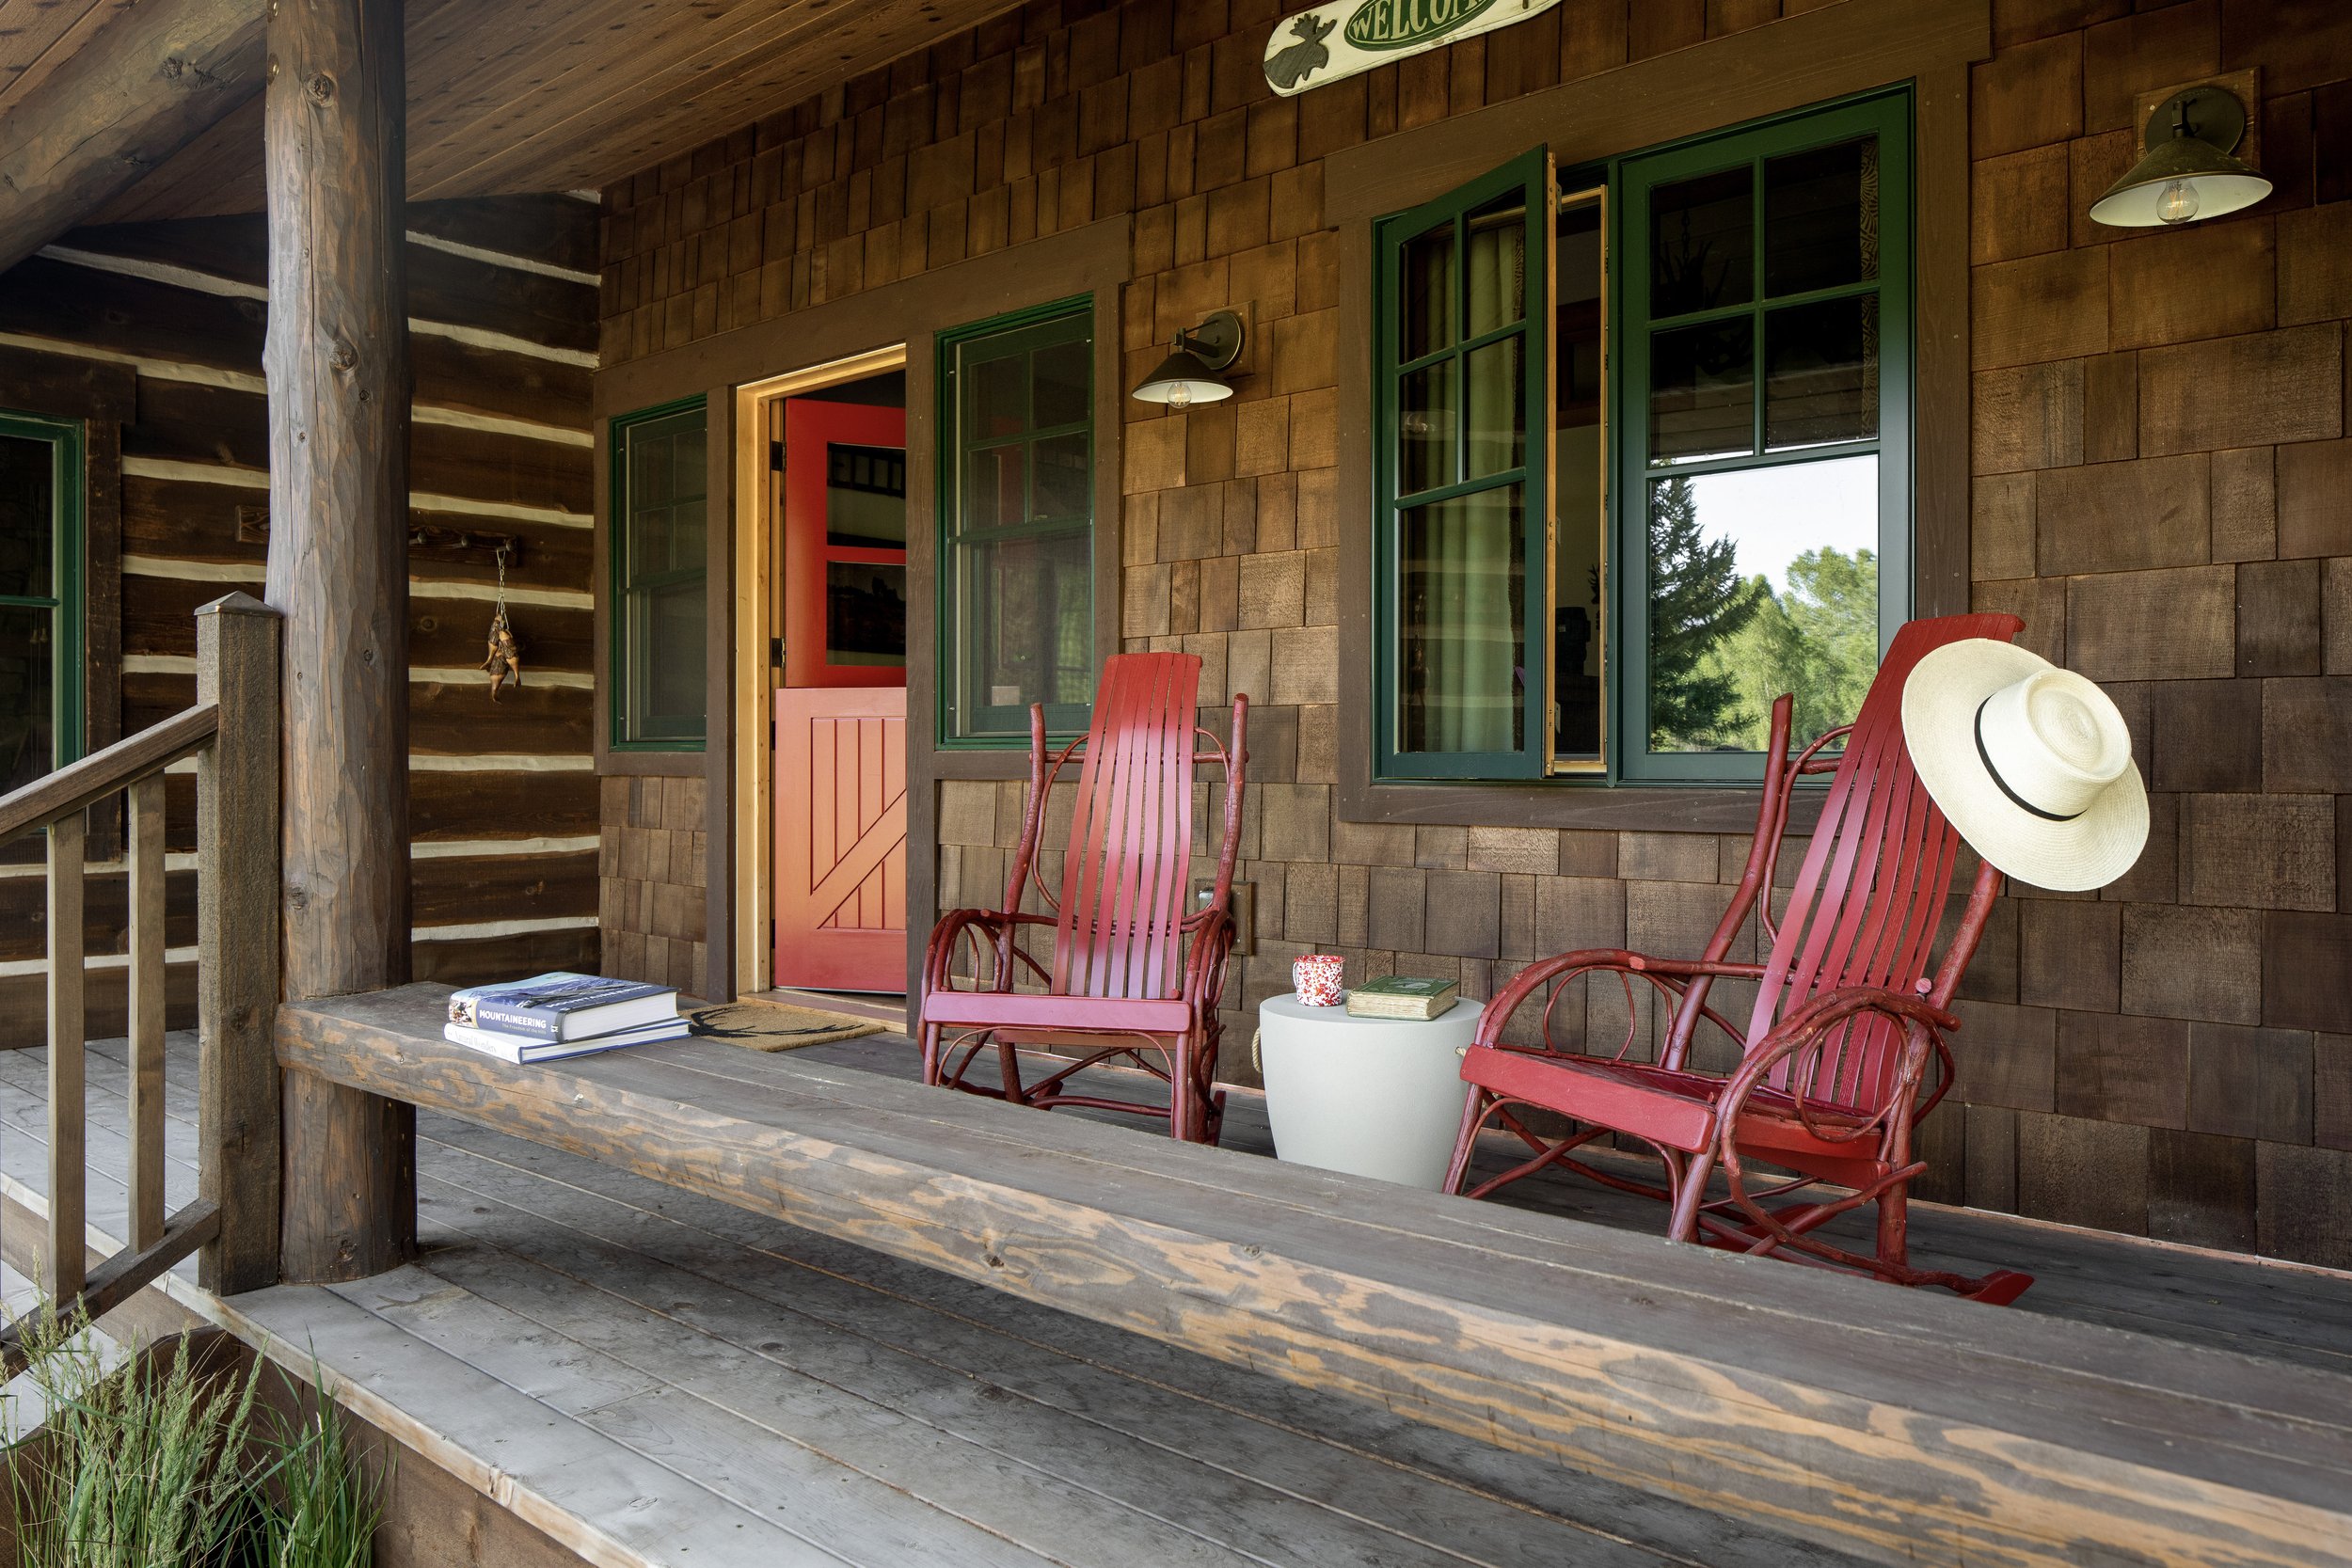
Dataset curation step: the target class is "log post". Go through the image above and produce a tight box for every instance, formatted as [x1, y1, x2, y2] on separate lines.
[196, 594, 282, 1294]
[264, 0, 417, 1283]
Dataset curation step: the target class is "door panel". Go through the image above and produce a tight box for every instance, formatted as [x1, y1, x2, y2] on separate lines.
[774, 395, 910, 992]
[774, 688, 907, 990]
[783, 400, 908, 689]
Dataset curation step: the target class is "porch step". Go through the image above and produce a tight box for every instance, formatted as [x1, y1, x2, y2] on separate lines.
[273, 984, 2352, 1568]
[0, 1033, 1857, 1568]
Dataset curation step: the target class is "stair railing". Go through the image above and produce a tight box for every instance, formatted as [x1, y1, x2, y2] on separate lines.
[0, 592, 280, 1371]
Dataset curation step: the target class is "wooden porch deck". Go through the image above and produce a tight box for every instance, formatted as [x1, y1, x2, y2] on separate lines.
[0, 1031, 1869, 1568]
[813, 1033, 2352, 1379]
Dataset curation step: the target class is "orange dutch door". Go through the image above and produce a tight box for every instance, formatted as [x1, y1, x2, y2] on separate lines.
[773, 399, 910, 992]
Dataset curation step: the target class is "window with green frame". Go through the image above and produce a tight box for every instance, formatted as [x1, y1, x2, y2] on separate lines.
[610, 398, 709, 750]
[936, 298, 1095, 746]
[0, 411, 85, 796]
[1372, 90, 1913, 784]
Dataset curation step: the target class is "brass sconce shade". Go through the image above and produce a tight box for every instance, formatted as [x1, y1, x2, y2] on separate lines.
[2090, 85, 2272, 228]
[1131, 309, 1246, 410]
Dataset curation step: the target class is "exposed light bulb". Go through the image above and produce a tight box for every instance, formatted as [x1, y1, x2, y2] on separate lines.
[2156, 177, 2201, 225]
[1166, 383, 1193, 411]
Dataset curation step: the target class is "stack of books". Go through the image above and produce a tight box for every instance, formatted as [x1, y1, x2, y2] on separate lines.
[444, 972, 690, 1062]
[1345, 974, 1460, 1021]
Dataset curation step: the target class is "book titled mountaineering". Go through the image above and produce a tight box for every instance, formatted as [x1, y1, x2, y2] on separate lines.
[442, 1016, 691, 1064]
[446, 971, 680, 1043]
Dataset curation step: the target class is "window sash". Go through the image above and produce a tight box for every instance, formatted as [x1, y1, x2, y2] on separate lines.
[936, 300, 1096, 747]
[1373, 148, 1552, 782]
[0, 410, 85, 780]
[1615, 91, 1913, 783]
[609, 398, 709, 751]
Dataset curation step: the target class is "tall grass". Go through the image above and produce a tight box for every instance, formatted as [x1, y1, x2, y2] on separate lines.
[259, 1365, 383, 1568]
[8, 1309, 263, 1568]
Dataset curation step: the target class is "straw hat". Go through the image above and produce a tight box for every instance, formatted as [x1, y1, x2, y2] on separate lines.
[1900, 640, 2148, 893]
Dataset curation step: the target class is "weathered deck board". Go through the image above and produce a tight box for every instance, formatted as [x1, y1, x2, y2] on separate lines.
[804, 1036, 2352, 1376]
[270, 985, 2352, 1568]
[0, 1034, 1851, 1568]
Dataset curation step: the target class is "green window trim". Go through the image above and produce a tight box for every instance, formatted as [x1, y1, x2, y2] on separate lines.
[609, 396, 710, 752]
[1368, 90, 1914, 788]
[935, 295, 1097, 750]
[0, 409, 87, 785]
[1373, 148, 1551, 781]
[1617, 90, 1913, 783]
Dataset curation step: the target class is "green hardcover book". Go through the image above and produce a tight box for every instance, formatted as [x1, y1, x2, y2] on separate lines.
[1345, 974, 1460, 1020]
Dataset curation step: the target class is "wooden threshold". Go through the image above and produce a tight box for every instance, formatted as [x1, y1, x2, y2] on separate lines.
[745, 987, 908, 1028]
[277, 983, 2352, 1568]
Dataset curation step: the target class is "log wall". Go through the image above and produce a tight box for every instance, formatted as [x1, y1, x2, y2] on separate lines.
[1, 195, 602, 1037]
[589, 0, 2352, 1264]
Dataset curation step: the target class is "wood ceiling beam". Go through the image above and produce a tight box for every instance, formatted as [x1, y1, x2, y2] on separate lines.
[0, 0, 265, 275]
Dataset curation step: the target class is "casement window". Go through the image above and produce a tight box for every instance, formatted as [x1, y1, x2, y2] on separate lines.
[1373, 91, 1912, 784]
[610, 398, 710, 750]
[937, 298, 1096, 746]
[0, 411, 86, 795]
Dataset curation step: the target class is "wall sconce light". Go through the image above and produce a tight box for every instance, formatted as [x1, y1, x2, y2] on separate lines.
[2090, 85, 2272, 228]
[1131, 309, 1246, 410]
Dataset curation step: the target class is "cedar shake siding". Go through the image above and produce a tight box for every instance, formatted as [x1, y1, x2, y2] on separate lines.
[590, 0, 2352, 1265]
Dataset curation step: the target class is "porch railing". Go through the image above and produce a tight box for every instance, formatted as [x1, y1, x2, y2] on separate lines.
[0, 592, 280, 1371]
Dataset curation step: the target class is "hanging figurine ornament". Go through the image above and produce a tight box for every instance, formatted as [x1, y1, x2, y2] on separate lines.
[481, 544, 523, 701]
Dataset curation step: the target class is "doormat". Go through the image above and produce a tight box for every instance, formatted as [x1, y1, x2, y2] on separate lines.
[689, 1002, 882, 1053]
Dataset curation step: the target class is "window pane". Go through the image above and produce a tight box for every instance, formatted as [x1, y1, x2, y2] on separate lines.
[1400, 485, 1524, 754]
[1464, 337, 1524, 480]
[1399, 357, 1456, 495]
[963, 444, 1025, 530]
[1031, 431, 1090, 521]
[972, 350, 1029, 438]
[613, 404, 709, 746]
[0, 606, 53, 795]
[825, 443, 907, 546]
[0, 434, 54, 599]
[1765, 137, 1877, 297]
[964, 529, 1093, 712]
[827, 562, 907, 668]
[946, 306, 1096, 740]
[644, 582, 706, 727]
[1649, 319, 1754, 465]
[1400, 221, 1455, 360]
[1646, 456, 1880, 753]
[1464, 197, 1526, 337]
[1765, 295, 1879, 450]
[630, 505, 672, 578]
[1032, 338, 1090, 429]
[1651, 166, 1752, 318]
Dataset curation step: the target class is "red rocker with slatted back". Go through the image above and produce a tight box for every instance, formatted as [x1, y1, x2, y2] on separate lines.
[920, 652, 1248, 1144]
[1444, 613, 2033, 1303]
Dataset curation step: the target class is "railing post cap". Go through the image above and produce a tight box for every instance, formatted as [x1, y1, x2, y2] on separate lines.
[196, 591, 279, 620]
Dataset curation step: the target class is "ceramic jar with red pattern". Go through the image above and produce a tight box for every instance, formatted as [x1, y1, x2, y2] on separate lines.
[1293, 953, 1344, 1006]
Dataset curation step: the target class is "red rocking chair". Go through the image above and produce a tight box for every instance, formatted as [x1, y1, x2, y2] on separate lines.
[919, 652, 1248, 1144]
[1444, 613, 2034, 1303]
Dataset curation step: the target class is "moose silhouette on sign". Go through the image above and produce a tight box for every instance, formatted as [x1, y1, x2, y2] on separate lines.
[1266, 13, 1335, 90]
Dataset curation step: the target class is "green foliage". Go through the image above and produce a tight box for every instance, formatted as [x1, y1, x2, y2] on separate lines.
[6, 1314, 381, 1568]
[1699, 546, 1882, 751]
[1646, 475, 1767, 751]
[8, 1310, 264, 1568]
[261, 1370, 383, 1568]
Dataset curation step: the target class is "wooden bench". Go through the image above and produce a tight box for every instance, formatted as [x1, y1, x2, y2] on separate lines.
[278, 984, 2352, 1568]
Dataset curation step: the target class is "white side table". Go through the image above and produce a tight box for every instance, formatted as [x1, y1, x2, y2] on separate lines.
[1255, 992, 1483, 1189]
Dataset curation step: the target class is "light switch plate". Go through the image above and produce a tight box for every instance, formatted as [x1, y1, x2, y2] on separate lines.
[1195, 879, 1255, 956]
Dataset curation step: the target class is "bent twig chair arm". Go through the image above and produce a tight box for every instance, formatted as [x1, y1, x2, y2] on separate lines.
[1476, 949, 1766, 1062]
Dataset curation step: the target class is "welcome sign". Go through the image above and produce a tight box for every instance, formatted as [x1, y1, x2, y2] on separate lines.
[1263, 0, 1560, 96]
